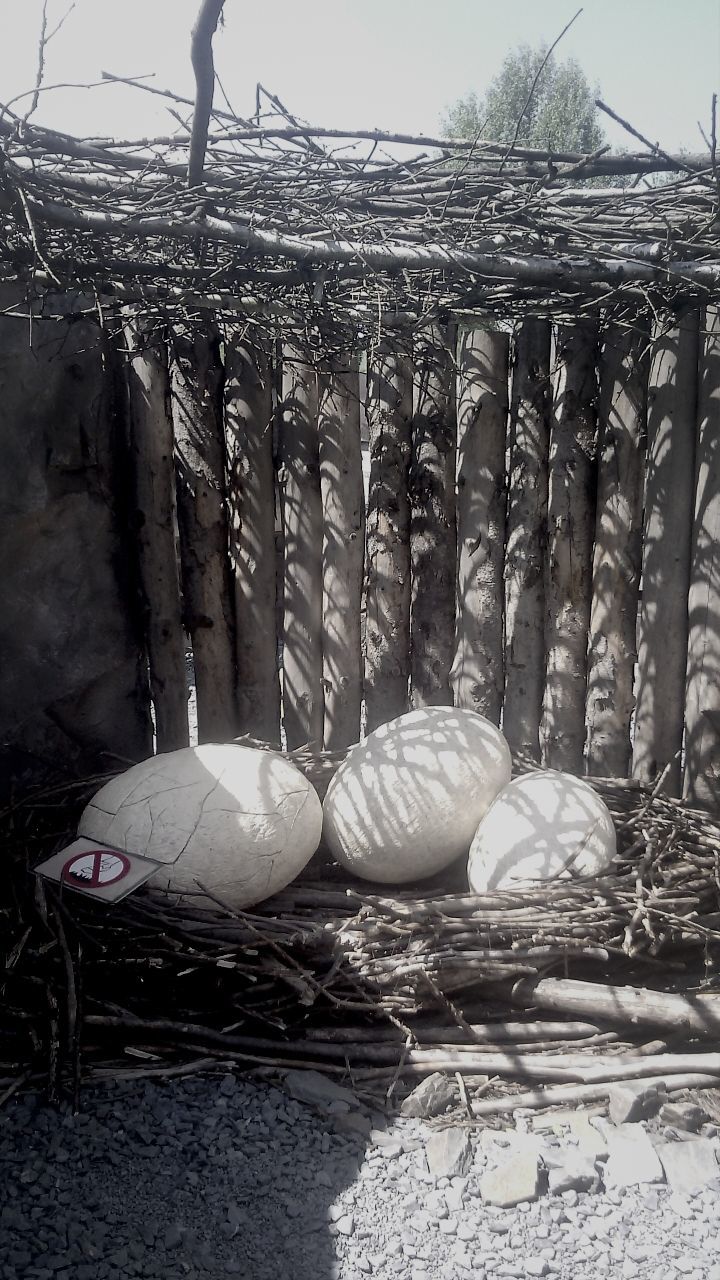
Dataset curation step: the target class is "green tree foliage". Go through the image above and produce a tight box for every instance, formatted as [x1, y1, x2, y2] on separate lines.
[442, 44, 605, 154]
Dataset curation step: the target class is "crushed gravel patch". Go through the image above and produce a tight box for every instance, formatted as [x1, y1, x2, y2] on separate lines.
[2, 1075, 720, 1280]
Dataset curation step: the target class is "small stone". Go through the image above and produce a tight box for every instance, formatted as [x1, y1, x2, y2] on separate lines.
[335, 1214, 355, 1237]
[608, 1082, 664, 1125]
[548, 1152, 600, 1196]
[425, 1129, 473, 1179]
[282, 1069, 359, 1113]
[164, 1224, 184, 1249]
[656, 1138, 719, 1194]
[401, 1073, 456, 1119]
[659, 1103, 709, 1134]
[603, 1124, 665, 1188]
[481, 1153, 542, 1208]
[524, 1261, 549, 1278]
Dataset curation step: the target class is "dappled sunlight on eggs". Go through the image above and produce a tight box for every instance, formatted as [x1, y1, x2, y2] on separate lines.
[78, 744, 322, 907]
[322, 707, 512, 883]
[467, 769, 616, 893]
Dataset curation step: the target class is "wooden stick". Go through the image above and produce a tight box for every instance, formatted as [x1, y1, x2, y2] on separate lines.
[471, 1072, 720, 1117]
[224, 331, 280, 743]
[364, 342, 412, 730]
[684, 305, 720, 808]
[586, 319, 648, 777]
[279, 347, 324, 749]
[634, 311, 700, 794]
[410, 322, 456, 708]
[508, 974, 720, 1039]
[125, 317, 189, 751]
[171, 320, 237, 742]
[451, 326, 508, 724]
[543, 320, 598, 771]
[504, 318, 551, 760]
[319, 356, 365, 749]
[188, 0, 226, 189]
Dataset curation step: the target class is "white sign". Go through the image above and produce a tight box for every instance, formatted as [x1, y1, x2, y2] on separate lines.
[34, 838, 161, 903]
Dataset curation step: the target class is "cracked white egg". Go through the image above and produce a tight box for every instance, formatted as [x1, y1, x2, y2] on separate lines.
[78, 744, 322, 907]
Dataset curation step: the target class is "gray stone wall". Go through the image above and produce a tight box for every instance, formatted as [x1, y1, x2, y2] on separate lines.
[0, 309, 152, 791]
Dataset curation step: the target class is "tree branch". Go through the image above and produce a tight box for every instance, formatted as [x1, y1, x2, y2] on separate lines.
[188, 0, 226, 189]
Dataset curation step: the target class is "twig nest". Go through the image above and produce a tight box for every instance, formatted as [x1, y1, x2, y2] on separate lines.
[467, 769, 616, 893]
[322, 707, 512, 883]
[78, 744, 322, 907]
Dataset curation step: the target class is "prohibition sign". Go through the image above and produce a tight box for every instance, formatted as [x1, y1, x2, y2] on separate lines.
[62, 849, 131, 889]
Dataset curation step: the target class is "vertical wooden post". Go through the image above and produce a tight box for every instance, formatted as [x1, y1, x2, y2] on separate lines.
[633, 311, 699, 793]
[451, 326, 508, 724]
[543, 320, 598, 772]
[125, 318, 188, 751]
[410, 322, 457, 709]
[586, 319, 648, 777]
[319, 355, 365, 749]
[171, 322, 236, 743]
[504, 318, 551, 760]
[279, 345, 324, 748]
[364, 341, 412, 730]
[224, 330, 280, 743]
[684, 306, 720, 807]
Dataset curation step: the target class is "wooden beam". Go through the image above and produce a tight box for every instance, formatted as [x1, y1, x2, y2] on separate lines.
[543, 320, 598, 771]
[125, 320, 188, 751]
[280, 347, 323, 748]
[451, 326, 508, 723]
[504, 318, 551, 760]
[586, 320, 648, 777]
[684, 306, 720, 807]
[634, 311, 700, 793]
[364, 342, 412, 730]
[319, 356, 365, 749]
[171, 322, 236, 743]
[224, 332, 280, 743]
[410, 323, 456, 709]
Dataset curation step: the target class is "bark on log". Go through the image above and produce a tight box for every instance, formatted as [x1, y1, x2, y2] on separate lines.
[224, 332, 280, 743]
[319, 357, 365, 749]
[634, 311, 700, 794]
[364, 343, 412, 730]
[543, 320, 598, 771]
[125, 321, 188, 751]
[451, 327, 508, 724]
[171, 323, 236, 743]
[684, 306, 720, 808]
[586, 320, 648, 777]
[279, 347, 323, 748]
[410, 323, 456, 709]
[508, 974, 720, 1040]
[504, 318, 551, 759]
[471, 1073, 720, 1116]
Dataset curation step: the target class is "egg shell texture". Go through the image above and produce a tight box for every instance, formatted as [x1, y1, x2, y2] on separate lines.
[467, 769, 616, 893]
[322, 706, 512, 883]
[78, 743, 322, 907]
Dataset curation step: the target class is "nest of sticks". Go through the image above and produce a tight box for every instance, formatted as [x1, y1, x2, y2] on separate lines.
[3, 745, 720, 1114]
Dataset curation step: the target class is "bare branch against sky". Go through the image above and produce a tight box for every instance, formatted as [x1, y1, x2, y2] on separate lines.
[0, 0, 717, 153]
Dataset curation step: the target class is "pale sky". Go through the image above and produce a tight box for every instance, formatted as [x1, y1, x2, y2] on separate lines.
[0, 0, 718, 154]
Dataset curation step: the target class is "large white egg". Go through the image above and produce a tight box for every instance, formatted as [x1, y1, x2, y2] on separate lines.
[78, 744, 322, 907]
[467, 769, 616, 893]
[322, 707, 512, 883]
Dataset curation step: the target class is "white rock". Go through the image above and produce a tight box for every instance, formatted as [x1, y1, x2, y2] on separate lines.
[468, 769, 616, 893]
[603, 1124, 665, 1188]
[400, 1073, 456, 1119]
[480, 1153, 542, 1207]
[78, 744, 322, 907]
[323, 707, 512, 883]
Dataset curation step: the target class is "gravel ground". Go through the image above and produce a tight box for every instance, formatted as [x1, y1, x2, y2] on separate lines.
[3, 1073, 720, 1280]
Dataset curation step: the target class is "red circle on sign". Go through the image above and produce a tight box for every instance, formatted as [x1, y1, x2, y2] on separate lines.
[61, 849, 131, 888]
